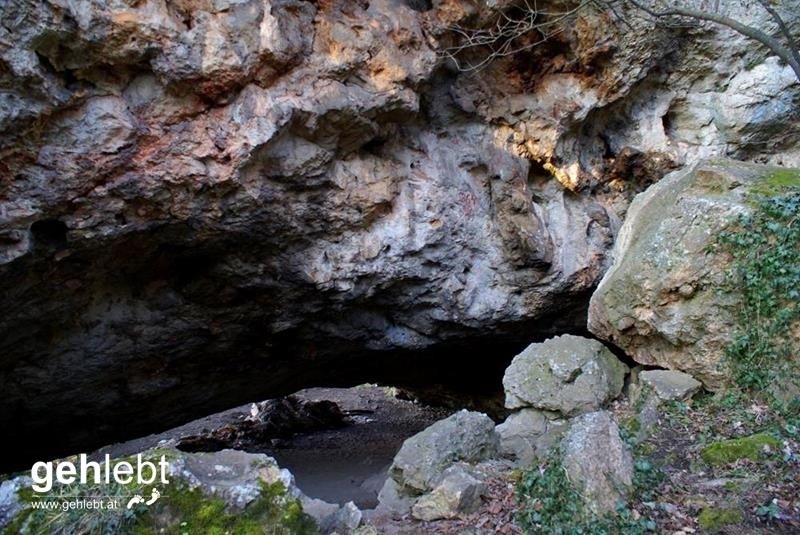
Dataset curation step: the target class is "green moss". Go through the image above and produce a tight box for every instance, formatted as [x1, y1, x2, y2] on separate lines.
[139, 479, 317, 535]
[751, 169, 800, 196]
[4, 459, 316, 535]
[723, 479, 744, 493]
[700, 433, 780, 466]
[4, 478, 147, 535]
[2, 487, 34, 535]
[763, 169, 800, 188]
[697, 507, 743, 532]
[623, 417, 641, 434]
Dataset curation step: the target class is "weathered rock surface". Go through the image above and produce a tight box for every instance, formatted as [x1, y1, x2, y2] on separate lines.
[169, 448, 357, 532]
[320, 501, 363, 534]
[0, 0, 799, 466]
[561, 410, 633, 515]
[410, 464, 486, 521]
[0, 448, 344, 533]
[170, 448, 301, 508]
[637, 370, 703, 403]
[588, 159, 798, 388]
[0, 477, 31, 531]
[495, 408, 570, 466]
[503, 335, 628, 415]
[388, 410, 498, 496]
[375, 478, 416, 517]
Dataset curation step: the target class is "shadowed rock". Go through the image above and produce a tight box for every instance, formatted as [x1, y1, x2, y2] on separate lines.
[503, 334, 628, 416]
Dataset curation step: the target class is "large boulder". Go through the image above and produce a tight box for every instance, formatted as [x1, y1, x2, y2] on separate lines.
[0, 448, 336, 534]
[588, 159, 798, 389]
[495, 408, 571, 466]
[502, 335, 628, 415]
[387, 410, 498, 496]
[410, 464, 486, 521]
[636, 370, 703, 403]
[561, 410, 633, 515]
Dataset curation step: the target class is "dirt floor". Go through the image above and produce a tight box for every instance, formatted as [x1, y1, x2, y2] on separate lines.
[612, 392, 800, 534]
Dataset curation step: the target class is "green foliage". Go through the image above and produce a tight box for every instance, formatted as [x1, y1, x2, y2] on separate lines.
[4, 480, 144, 535]
[619, 417, 641, 448]
[700, 433, 780, 466]
[716, 185, 800, 393]
[515, 451, 586, 533]
[697, 507, 744, 532]
[632, 459, 663, 503]
[755, 499, 781, 520]
[515, 451, 657, 534]
[5, 463, 316, 535]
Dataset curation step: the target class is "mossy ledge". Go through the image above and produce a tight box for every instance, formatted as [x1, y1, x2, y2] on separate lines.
[700, 433, 780, 466]
[750, 168, 800, 197]
[697, 507, 744, 532]
[134, 479, 317, 535]
[3, 454, 317, 535]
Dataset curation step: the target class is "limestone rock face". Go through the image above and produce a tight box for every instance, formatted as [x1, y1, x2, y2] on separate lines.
[561, 410, 633, 515]
[170, 448, 300, 508]
[0, 448, 344, 533]
[588, 160, 795, 388]
[0, 477, 31, 531]
[1, 0, 799, 466]
[638, 370, 703, 402]
[495, 408, 571, 467]
[410, 464, 486, 521]
[502, 335, 628, 415]
[388, 410, 498, 495]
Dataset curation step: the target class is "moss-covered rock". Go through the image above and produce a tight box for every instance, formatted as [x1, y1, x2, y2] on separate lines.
[588, 159, 800, 389]
[700, 433, 780, 466]
[1, 449, 320, 535]
[751, 168, 800, 196]
[697, 507, 743, 532]
[136, 478, 316, 535]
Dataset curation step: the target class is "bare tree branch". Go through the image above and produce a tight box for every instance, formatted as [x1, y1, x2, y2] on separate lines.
[755, 0, 800, 71]
[625, 0, 800, 81]
[439, 0, 800, 82]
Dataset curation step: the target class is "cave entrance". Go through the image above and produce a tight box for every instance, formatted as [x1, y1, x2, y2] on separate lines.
[84, 331, 560, 508]
[85, 321, 593, 509]
[198, 386, 452, 508]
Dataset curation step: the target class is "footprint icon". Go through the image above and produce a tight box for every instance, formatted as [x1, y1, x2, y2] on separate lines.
[126, 495, 144, 510]
[145, 488, 161, 506]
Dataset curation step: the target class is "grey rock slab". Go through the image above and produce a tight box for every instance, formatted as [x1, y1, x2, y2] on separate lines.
[561, 410, 633, 515]
[495, 408, 571, 466]
[503, 335, 628, 415]
[639, 370, 703, 402]
[389, 410, 498, 495]
[375, 477, 416, 517]
[411, 465, 486, 521]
